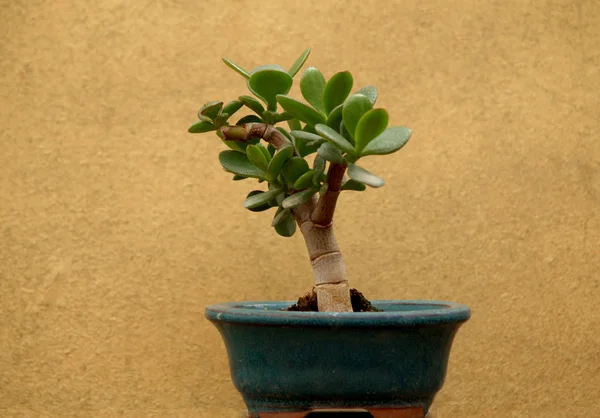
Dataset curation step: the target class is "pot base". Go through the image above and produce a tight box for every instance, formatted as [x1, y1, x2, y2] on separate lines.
[253, 406, 425, 417]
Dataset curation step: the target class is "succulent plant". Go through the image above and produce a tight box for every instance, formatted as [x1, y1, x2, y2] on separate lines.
[189, 49, 412, 312]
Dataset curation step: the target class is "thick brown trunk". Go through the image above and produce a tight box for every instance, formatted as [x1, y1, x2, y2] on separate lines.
[297, 218, 352, 312]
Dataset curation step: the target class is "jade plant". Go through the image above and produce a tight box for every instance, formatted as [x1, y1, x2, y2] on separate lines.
[189, 49, 411, 312]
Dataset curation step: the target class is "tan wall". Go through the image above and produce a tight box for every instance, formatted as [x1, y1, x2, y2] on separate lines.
[1, 1, 599, 417]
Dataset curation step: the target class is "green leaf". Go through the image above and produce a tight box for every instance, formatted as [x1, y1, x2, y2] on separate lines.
[354, 108, 389, 154]
[282, 188, 317, 209]
[261, 110, 278, 124]
[361, 127, 412, 156]
[275, 112, 294, 123]
[243, 188, 282, 209]
[290, 130, 322, 143]
[314, 124, 354, 154]
[239, 95, 265, 116]
[340, 121, 354, 145]
[302, 124, 317, 134]
[281, 157, 310, 186]
[273, 209, 296, 237]
[258, 144, 271, 163]
[213, 113, 230, 128]
[312, 155, 326, 184]
[222, 100, 244, 116]
[276, 95, 327, 126]
[276, 127, 293, 141]
[248, 66, 293, 110]
[233, 174, 247, 181]
[288, 48, 311, 77]
[222, 57, 250, 79]
[356, 86, 378, 105]
[236, 115, 263, 124]
[219, 150, 268, 179]
[246, 144, 269, 171]
[272, 207, 288, 226]
[198, 101, 223, 120]
[287, 119, 302, 131]
[318, 142, 344, 164]
[326, 104, 343, 129]
[347, 163, 385, 188]
[342, 94, 373, 139]
[245, 190, 275, 211]
[341, 179, 367, 191]
[188, 121, 216, 133]
[323, 71, 353, 114]
[267, 145, 294, 179]
[300, 67, 326, 113]
[294, 169, 316, 190]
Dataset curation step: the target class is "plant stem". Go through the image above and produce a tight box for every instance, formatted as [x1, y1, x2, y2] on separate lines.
[220, 123, 290, 150]
[311, 162, 346, 226]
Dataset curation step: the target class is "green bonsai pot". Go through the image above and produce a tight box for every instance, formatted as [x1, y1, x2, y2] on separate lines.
[206, 300, 470, 417]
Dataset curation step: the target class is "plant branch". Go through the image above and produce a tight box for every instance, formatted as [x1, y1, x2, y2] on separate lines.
[219, 123, 290, 150]
[311, 162, 346, 226]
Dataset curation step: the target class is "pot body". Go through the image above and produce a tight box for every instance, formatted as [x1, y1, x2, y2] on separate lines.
[206, 300, 470, 416]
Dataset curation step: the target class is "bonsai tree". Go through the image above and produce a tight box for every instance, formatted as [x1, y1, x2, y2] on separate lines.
[189, 49, 412, 312]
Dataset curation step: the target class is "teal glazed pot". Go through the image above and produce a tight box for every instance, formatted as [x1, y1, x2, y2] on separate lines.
[206, 300, 470, 417]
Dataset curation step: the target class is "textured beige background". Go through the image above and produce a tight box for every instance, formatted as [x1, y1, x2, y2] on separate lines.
[1, 0, 599, 417]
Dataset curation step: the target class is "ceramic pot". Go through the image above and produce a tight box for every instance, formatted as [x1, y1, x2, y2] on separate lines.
[206, 300, 470, 418]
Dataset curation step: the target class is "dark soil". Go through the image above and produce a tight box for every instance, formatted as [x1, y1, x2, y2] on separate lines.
[287, 288, 382, 312]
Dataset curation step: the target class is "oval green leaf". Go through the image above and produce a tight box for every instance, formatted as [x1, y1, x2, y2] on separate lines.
[288, 48, 311, 77]
[287, 118, 302, 131]
[243, 188, 282, 209]
[188, 120, 216, 133]
[239, 95, 265, 116]
[312, 155, 326, 184]
[246, 144, 269, 171]
[290, 130, 323, 143]
[347, 163, 385, 188]
[236, 115, 263, 125]
[248, 67, 293, 110]
[281, 157, 310, 186]
[361, 127, 412, 156]
[323, 71, 353, 114]
[356, 86, 378, 105]
[222, 58, 250, 79]
[314, 124, 354, 154]
[282, 188, 317, 209]
[219, 150, 268, 179]
[341, 179, 367, 191]
[294, 169, 316, 190]
[276, 95, 327, 126]
[342, 94, 373, 139]
[275, 112, 294, 123]
[317, 143, 344, 164]
[354, 108, 389, 154]
[198, 101, 223, 120]
[300, 67, 326, 113]
[273, 209, 296, 237]
[245, 190, 275, 212]
[326, 104, 343, 130]
[222, 100, 244, 116]
[258, 144, 271, 163]
[267, 145, 294, 179]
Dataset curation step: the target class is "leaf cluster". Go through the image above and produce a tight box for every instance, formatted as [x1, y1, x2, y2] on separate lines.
[189, 49, 412, 237]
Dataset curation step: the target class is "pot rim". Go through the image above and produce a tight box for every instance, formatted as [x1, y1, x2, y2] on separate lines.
[205, 300, 470, 328]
